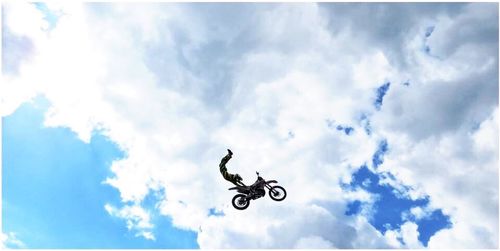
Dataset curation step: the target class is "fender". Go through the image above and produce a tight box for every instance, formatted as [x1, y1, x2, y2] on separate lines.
[229, 186, 250, 194]
[266, 180, 278, 184]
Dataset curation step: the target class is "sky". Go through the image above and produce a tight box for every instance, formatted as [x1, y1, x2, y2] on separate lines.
[1, 2, 498, 249]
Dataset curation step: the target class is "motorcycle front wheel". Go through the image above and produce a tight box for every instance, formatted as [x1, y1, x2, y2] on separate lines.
[269, 186, 287, 201]
[232, 194, 250, 210]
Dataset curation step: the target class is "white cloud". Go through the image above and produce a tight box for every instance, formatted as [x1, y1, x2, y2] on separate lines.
[294, 236, 334, 249]
[2, 2, 497, 248]
[377, 106, 498, 249]
[1, 232, 26, 249]
[384, 221, 424, 248]
[370, 31, 499, 243]
[104, 203, 155, 240]
[1, 3, 46, 116]
[403, 206, 432, 221]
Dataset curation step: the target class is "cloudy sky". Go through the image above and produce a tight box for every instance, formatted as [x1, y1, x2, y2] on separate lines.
[1, 2, 498, 249]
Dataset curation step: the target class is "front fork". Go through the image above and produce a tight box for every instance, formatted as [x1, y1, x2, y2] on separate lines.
[266, 183, 279, 196]
[266, 183, 278, 191]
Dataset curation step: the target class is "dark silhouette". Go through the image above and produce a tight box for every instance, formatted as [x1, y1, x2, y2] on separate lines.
[229, 171, 287, 210]
[218, 149, 287, 210]
[219, 149, 244, 186]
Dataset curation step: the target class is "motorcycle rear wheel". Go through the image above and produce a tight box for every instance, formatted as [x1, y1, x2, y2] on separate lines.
[269, 186, 287, 201]
[232, 194, 250, 210]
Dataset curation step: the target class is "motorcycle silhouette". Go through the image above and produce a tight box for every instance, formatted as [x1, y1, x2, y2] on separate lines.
[228, 171, 287, 210]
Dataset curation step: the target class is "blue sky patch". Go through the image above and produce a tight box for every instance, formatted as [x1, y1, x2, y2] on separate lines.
[336, 125, 354, 135]
[345, 200, 362, 216]
[326, 119, 355, 135]
[372, 139, 388, 169]
[2, 97, 198, 248]
[359, 114, 372, 136]
[374, 82, 391, 110]
[425, 26, 435, 38]
[414, 209, 452, 246]
[208, 208, 225, 217]
[343, 140, 452, 247]
[33, 3, 62, 31]
[425, 45, 431, 53]
[422, 26, 438, 56]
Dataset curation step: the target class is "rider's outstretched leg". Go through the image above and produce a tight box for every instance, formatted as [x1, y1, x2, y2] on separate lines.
[219, 149, 232, 168]
[219, 149, 234, 181]
[219, 149, 245, 186]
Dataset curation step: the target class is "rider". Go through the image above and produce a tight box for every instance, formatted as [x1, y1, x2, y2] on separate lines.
[219, 149, 244, 186]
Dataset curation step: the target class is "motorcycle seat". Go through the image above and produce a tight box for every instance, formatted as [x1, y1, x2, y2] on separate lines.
[228, 186, 248, 190]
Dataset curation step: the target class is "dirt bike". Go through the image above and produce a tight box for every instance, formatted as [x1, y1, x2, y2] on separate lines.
[228, 171, 287, 210]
